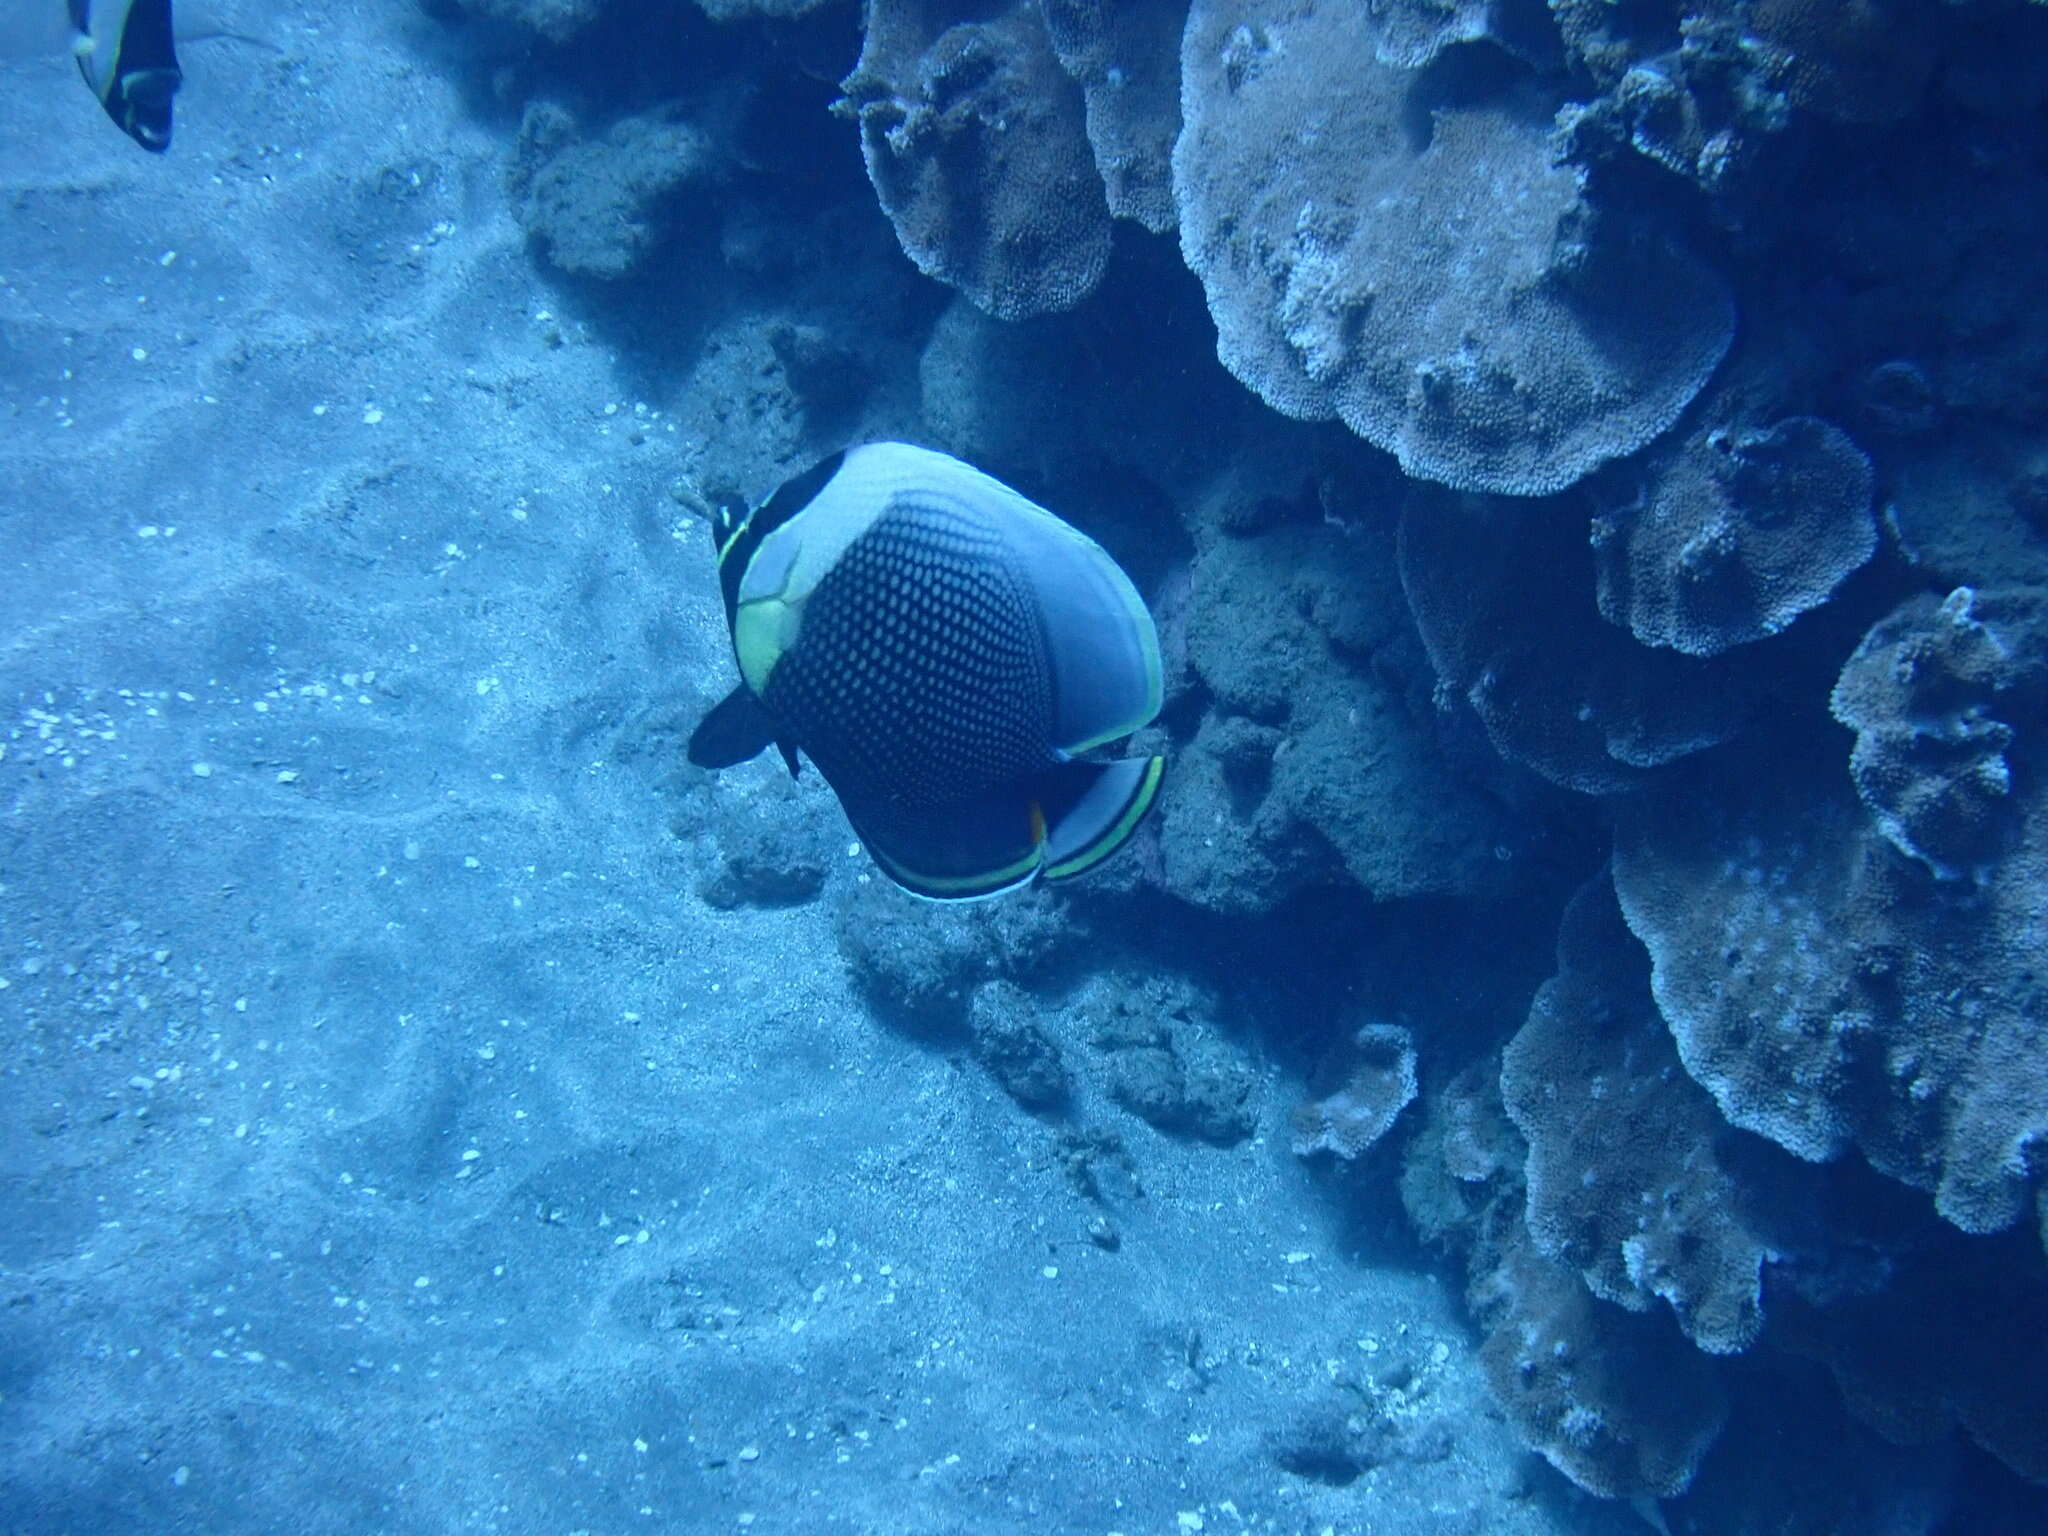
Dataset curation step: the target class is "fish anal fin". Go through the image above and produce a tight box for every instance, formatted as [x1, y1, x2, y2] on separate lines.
[838, 753, 1164, 901]
[1037, 754, 1165, 885]
[840, 787, 1044, 903]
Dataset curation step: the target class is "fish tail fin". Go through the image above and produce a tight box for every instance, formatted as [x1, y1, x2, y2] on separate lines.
[1036, 754, 1165, 885]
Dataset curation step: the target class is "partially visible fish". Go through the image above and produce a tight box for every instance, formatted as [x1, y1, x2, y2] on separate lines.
[0, 2, 276, 153]
[68, 0, 182, 152]
[689, 443, 1167, 900]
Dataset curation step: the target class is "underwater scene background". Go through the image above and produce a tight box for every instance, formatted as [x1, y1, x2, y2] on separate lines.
[4, 1, 2047, 1531]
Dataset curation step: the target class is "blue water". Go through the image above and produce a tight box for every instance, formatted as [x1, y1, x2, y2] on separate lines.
[3, 2, 2045, 1533]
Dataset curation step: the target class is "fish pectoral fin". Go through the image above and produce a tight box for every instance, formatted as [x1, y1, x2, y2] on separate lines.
[1036, 754, 1166, 885]
[687, 684, 779, 770]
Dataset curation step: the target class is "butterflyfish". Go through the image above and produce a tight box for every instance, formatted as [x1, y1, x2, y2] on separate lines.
[688, 442, 1166, 901]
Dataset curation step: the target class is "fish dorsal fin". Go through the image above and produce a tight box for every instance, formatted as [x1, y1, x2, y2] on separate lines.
[687, 685, 778, 770]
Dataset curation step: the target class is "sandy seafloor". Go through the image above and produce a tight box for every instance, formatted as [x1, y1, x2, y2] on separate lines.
[0, 7, 1627, 1534]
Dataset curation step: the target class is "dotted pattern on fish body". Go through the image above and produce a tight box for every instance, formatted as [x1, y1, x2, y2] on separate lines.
[764, 498, 1055, 809]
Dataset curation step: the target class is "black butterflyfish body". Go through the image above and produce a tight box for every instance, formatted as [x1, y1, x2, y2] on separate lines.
[689, 442, 1166, 901]
[70, 0, 181, 152]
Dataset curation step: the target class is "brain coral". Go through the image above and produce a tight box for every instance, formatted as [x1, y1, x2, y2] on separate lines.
[1593, 416, 1878, 656]
[1173, 0, 1734, 495]
[1611, 730, 2048, 1244]
[840, 0, 1111, 318]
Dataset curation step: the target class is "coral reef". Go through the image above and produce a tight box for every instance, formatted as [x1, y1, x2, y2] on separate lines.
[1398, 485, 1757, 794]
[1291, 1021, 1418, 1161]
[839, 0, 1110, 318]
[448, 0, 2048, 1519]
[1748, 0, 1941, 124]
[1611, 731, 2048, 1244]
[1160, 509, 1516, 910]
[1039, 0, 1186, 233]
[1592, 417, 1878, 656]
[1504, 875, 1779, 1355]
[1403, 1062, 1731, 1498]
[1831, 586, 2048, 881]
[695, 0, 842, 18]
[1173, 0, 1733, 495]
[1776, 1226, 2048, 1486]
[1886, 426, 2048, 591]
[512, 104, 722, 278]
